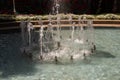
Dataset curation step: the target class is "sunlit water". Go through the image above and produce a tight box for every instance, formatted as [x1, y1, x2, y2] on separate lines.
[0, 28, 120, 80]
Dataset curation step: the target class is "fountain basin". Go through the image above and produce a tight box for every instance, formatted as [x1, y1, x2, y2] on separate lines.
[0, 28, 120, 80]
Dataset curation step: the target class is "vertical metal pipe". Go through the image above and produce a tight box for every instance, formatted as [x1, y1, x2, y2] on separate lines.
[13, 0, 16, 14]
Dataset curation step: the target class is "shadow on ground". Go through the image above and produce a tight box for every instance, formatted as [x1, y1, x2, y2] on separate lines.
[0, 50, 38, 78]
[0, 32, 39, 78]
[92, 50, 116, 58]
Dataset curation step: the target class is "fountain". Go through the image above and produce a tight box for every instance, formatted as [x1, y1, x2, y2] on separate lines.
[1, 1, 120, 80]
[20, 0, 95, 63]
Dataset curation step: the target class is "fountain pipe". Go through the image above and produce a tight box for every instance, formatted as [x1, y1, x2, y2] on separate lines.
[20, 21, 25, 46]
[57, 15, 61, 41]
[39, 26, 44, 56]
[70, 55, 73, 61]
[71, 22, 75, 41]
[55, 56, 58, 64]
[27, 22, 34, 47]
[12, 0, 16, 14]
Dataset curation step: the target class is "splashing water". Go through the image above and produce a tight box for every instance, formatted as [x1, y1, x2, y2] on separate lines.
[20, 0, 95, 63]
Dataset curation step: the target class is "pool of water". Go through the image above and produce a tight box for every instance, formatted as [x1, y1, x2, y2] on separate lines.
[0, 28, 120, 80]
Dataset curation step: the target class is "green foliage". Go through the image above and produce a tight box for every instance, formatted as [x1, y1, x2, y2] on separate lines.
[96, 14, 106, 20]
[104, 14, 120, 20]
[0, 14, 16, 21]
[79, 14, 95, 19]
[96, 14, 120, 20]
[0, 14, 120, 21]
